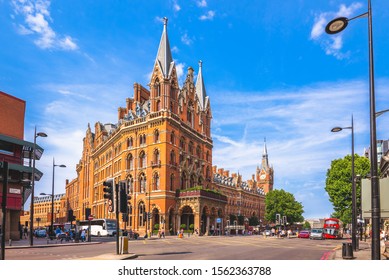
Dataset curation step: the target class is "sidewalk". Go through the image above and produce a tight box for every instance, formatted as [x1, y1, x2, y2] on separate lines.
[4, 237, 137, 260]
[332, 239, 389, 260]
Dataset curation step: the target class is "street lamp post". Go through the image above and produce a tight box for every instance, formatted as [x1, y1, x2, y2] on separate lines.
[326, 0, 381, 260]
[29, 127, 47, 246]
[331, 115, 357, 251]
[50, 158, 66, 235]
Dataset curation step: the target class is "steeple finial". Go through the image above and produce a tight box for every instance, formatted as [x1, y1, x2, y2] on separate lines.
[154, 17, 174, 79]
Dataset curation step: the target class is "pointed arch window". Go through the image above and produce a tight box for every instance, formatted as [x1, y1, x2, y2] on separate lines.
[170, 150, 176, 165]
[190, 174, 196, 188]
[180, 137, 186, 151]
[153, 149, 160, 165]
[138, 202, 146, 227]
[127, 175, 134, 194]
[170, 131, 175, 145]
[139, 134, 146, 146]
[155, 79, 161, 97]
[127, 137, 133, 148]
[127, 154, 134, 170]
[154, 129, 160, 143]
[139, 173, 146, 193]
[156, 100, 161, 111]
[181, 172, 187, 190]
[139, 151, 146, 169]
[153, 172, 160, 191]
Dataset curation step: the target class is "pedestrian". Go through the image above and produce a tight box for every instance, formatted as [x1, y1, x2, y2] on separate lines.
[23, 226, 28, 239]
[80, 229, 86, 242]
[380, 229, 386, 255]
[161, 228, 165, 238]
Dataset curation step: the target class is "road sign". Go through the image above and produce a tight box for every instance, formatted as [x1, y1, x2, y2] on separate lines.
[88, 215, 94, 221]
[216, 218, 222, 223]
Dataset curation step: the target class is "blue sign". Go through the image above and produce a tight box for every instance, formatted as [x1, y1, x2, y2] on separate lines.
[216, 218, 222, 223]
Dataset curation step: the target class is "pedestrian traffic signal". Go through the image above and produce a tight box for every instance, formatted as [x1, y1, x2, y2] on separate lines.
[103, 178, 115, 212]
[122, 213, 129, 222]
[119, 181, 130, 214]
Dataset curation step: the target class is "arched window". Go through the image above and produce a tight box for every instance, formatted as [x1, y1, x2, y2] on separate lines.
[153, 149, 160, 165]
[196, 146, 201, 158]
[138, 202, 146, 227]
[127, 137, 133, 148]
[139, 173, 146, 193]
[170, 150, 176, 165]
[155, 79, 161, 97]
[139, 134, 146, 146]
[127, 154, 133, 170]
[189, 141, 194, 155]
[156, 100, 161, 111]
[139, 151, 146, 168]
[153, 172, 160, 191]
[127, 176, 134, 194]
[154, 130, 159, 143]
[181, 172, 187, 190]
[170, 131, 175, 145]
[206, 151, 209, 161]
[206, 166, 210, 180]
[180, 137, 186, 151]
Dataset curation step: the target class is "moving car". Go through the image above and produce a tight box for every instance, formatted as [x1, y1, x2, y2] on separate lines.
[310, 228, 324, 240]
[298, 230, 310, 238]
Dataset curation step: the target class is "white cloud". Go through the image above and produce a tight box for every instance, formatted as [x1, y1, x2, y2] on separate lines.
[310, 2, 363, 60]
[173, 0, 181, 12]
[11, 0, 78, 51]
[210, 78, 387, 218]
[199, 10, 215, 21]
[181, 32, 192, 45]
[197, 0, 207, 8]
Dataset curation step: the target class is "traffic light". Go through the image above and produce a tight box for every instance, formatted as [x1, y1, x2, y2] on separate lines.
[103, 178, 115, 212]
[119, 181, 129, 214]
[122, 213, 129, 222]
[68, 209, 74, 222]
[85, 207, 91, 220]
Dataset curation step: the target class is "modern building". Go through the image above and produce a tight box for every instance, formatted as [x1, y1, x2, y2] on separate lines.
[0, 91, 45, 240]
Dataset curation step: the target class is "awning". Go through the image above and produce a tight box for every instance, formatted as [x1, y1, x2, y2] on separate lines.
[0, 133, 44, 160]
[8, 163, 43, 181]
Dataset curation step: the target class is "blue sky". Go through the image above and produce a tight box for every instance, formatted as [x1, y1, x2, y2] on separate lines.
[1, 0, 389, 219]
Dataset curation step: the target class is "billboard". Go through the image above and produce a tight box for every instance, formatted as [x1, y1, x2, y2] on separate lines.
[361, 177, 389, 218]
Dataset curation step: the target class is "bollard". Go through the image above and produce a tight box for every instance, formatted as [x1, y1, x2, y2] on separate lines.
[8, 239, 12, 246]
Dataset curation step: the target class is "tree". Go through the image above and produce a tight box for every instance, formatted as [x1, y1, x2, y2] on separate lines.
[264, 189, 304, 224]
[325, 154, 370, 225]
[248, 216, 260, 226]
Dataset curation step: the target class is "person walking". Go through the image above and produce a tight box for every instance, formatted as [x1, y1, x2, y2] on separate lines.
[80, 229, 86, 242]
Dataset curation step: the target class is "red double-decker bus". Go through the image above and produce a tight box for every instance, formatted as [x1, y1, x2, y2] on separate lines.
[323, 218, 343, 239]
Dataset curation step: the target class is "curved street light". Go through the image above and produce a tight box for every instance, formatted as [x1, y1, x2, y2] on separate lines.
[29, 127, 47, 246]
[331, 115, 357, 251]
[326, 0, 380, 260]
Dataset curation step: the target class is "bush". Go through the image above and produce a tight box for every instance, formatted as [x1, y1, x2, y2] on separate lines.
[180, 224, 186, 230]
[154, 224, 160, 230]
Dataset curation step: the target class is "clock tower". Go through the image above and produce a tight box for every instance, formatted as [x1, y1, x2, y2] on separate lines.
[256, 139, 273, 193]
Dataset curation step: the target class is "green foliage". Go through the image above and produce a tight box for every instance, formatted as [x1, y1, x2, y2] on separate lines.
[264, 189, 304, 224]
[303, 221, 311, 229]
[154, 223, 160, 230]
[325, 154, 370, 225]
[189, 224, 194, 230]
[180, 224, 186, 230]
[248, 216, 260, 226]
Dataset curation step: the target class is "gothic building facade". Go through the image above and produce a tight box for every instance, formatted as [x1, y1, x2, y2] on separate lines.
[62, 18, 273, 235]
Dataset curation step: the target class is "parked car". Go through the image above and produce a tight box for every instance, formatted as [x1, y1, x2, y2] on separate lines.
[310, 228, 324, 240]
[298, 230, 310, 238]
[34, 228, 47, 237]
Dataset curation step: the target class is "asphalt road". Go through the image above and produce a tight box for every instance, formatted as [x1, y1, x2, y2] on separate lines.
[4, 235, 344, 260]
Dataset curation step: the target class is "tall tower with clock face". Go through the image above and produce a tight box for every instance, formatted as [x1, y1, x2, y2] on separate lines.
[256, 139, 274, 194]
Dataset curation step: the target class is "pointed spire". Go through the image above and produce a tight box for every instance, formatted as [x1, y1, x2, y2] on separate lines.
[155, 17, 174, 78]
[261, 138, 269, 170]
[195, 60, 207, 110]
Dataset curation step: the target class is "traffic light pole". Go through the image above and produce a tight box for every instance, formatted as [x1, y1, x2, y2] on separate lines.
[1, 161, 8, 260]
[115, 183, 119, 255]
